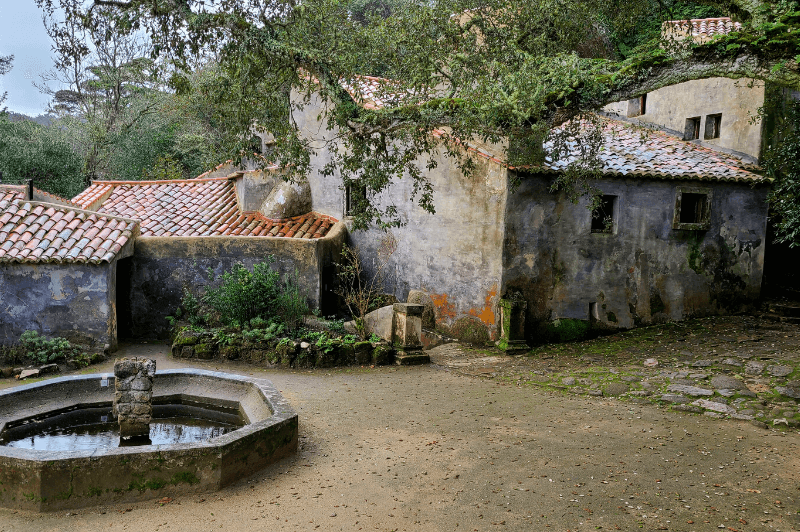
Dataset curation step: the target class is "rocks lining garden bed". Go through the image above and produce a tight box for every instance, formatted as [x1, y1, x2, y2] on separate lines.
[170, 325, 396, 368]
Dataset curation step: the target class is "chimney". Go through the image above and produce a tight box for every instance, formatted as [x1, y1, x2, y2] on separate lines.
[27, 179, 34, 200]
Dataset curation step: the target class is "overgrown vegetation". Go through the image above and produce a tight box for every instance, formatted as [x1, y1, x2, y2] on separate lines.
[18, 330, 82, 364]
[171, 257, 309, 333]
[763, 98, 800, 247]
[336, 238, 396, 339]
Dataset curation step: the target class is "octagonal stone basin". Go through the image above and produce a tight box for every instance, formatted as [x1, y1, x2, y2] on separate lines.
[0, 369, 297, 512]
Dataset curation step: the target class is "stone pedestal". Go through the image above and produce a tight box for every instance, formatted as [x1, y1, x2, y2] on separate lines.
[393, 303, 430, 365]
[112, 357, 156, 440]
[497, 298, 530, 353]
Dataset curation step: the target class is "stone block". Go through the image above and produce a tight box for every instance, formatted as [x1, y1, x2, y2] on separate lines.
[114, 360, 138, 378]
[354, 342, 373, 365]
[219, 346, 240, 360]
[116, 403, 132, 415]
[338, 344, 355, 365]
[194, 343, 215, 360]
[394, 349, 430, 365]
[115, 391, 134, 403]
[372, 344, 394, 365]
[180, 346, 194, 359]
[132, 403, 152, 416]
[393, 304, 424, 349]
[130, 379, 152, 391]
[17, 369, 39, 380]
[1, 367, 14, 378]
[131, 390, 152, 402]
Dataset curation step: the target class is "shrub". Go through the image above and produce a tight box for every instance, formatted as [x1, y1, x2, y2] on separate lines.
[203, 259, 281, 327]
[19, 330, 81, 364]
[275, 269, 310, 332]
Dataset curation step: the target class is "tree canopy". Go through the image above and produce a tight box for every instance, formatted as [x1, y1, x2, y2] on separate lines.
[33, 0, 800, 227]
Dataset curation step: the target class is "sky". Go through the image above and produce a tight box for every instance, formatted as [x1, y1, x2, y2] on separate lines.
[0, 1, 56, 116]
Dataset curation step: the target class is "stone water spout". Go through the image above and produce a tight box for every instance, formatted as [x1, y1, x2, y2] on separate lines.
[112, 357, 156, 443]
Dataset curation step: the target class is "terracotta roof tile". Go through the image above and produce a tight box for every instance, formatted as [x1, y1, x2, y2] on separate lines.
[73, 177, 337, 239]
[0, 199, 137, 265]
[432, 117, 764, 183]
[665, 17, 742, 37]
[536, 118, 763, 183]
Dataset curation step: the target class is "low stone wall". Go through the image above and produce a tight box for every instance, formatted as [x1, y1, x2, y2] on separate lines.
[171, 327, 395, 368]
[0, 262, 117, 348]
[126, 223, 346, 338]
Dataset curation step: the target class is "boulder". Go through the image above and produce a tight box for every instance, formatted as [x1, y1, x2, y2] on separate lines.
[407, 290, 436, 329]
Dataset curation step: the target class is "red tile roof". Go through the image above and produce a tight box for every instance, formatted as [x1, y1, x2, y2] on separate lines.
[537, 118, 764, 183]
[432, 117, 764, 183]
[0, 194, 137, 264]
[665, 17, 742, 37]
[73, 177, 337, 238]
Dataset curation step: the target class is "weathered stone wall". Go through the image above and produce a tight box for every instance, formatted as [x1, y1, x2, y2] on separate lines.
[604, 78, 765, 161]
[0, 262, 117, 348]
[126, 225, 346, 338]
[293, 92, 508, 340]
[503, 174, 770, 338]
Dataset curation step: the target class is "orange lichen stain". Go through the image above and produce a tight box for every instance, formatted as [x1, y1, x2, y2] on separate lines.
[429, 292, 457, 321]
[468, 284, 498, 326]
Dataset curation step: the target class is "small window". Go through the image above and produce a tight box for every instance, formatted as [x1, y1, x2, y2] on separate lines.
[345, 181, 367, 216]
[704, 113, 722, 139]
[591, 195, 616, 234]
[673, 188, 712, 230]
[626, 94, 647, 117]
[684, 117, 701, 140]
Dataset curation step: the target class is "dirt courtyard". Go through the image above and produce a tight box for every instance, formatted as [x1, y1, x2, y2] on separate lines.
[1, 331, 799, 532]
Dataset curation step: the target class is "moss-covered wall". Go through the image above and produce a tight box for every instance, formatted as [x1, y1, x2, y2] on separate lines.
[0, 262, 117, 348]
[503, 173, 769, 340]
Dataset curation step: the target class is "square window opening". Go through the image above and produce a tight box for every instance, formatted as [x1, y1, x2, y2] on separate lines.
[626, 94, 647, 117]
[673, 188, 712, 230]
[679, 193, 709, 224]
[684, 117, 701, 140]
[704, 113, 722, 139]
[591, 195, 616, 233]
[345, 181, 367, 216]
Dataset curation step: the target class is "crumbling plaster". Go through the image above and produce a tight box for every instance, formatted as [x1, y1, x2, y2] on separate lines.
[0, 262, 117, 349]
[292, 92, 508, 338]
[503, 173, 769, 337]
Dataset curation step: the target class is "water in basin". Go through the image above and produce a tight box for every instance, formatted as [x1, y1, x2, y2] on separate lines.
[0, 403, 244, 451]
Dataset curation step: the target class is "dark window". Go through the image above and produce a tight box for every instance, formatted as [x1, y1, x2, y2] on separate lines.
[704, 113, 722, 139]
[626, 94, 647, 117]
[673, 188, 712, 230]
[679, 193, 708, 224]
[591, 195, 616, 233]
[345, 181, 367, 216]
[684, 117, 701, 140]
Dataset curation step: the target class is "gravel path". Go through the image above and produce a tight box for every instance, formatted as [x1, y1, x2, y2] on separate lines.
[1, 316, 800, 531]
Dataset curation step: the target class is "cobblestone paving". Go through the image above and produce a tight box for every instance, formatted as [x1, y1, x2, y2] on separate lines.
[429, 315, 800, 429]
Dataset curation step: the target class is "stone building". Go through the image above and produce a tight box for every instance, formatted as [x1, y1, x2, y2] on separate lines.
[0, 170, 346, 347]
[603, 18, 764, 163]
[0, 184, 137, 349]
[292, 70, 769, 342]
